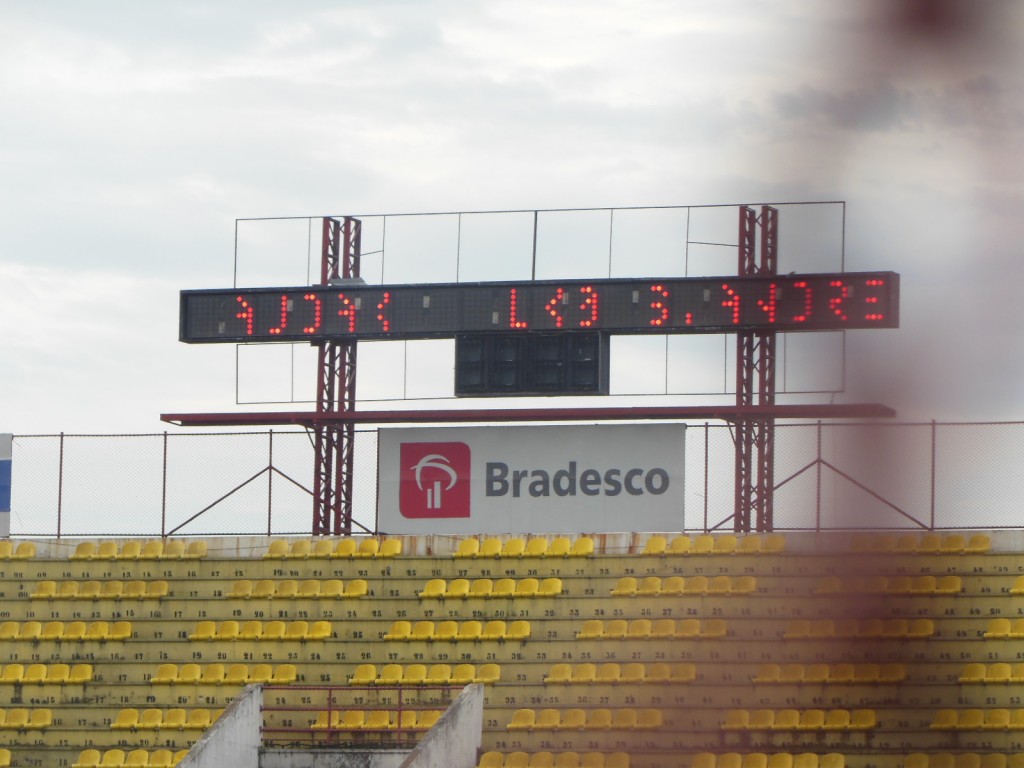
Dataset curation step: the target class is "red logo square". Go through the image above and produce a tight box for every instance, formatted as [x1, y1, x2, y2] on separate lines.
[399, 442, 472, 518]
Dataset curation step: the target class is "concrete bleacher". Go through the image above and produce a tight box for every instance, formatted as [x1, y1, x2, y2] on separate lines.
[0, 530, 1023, 767]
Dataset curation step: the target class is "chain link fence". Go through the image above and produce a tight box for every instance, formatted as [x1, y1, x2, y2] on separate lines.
[6, 422, 1021, 537]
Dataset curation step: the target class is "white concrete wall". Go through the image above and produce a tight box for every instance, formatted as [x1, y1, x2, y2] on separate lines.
[178, 684, 262, 768]
[397, 684, 483, 768]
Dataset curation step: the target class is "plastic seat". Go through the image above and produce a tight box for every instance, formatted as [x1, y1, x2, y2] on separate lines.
[453, 539, 480, 558]
[797, 709, 826, 731]
[475, 663, 501, 684]
[443, 578, 470, 599]
[684, 575, 709, 595]
[29, 709, 53, 728]
[932, 710, 962, 730]
[455, 620, 482, 641]
[940, 534, 967, 553]
[69, 663, 93, 683]
[702, 618, 728, 638]
[319, 579, 344, 599]
[916, 532, 942, 553]
[342, 578, 368, 598]
[481, 622, 509, 638]
[189, 621, 216, 641]
[507, 709, 536, 731]
[560, 709, 587, 731]
[984, 709, 1011, 730]
[160, 540, 185, 559]
[31, 580, 58, 599]
[252, 579, 276, 598]
[332, 538, 358, 558]
[664, 535, 690, 555]
[880, 663, 907, 683]
[501, 538, 527, 558]
[610, 576, 637, 596]
[744, 755, 769, 768]
[936, 575, 963, 594]
[198, 663, 225, 685]
[733, 575, 757, 594]
[636, 576, 662, 596]
[226, 579, 253, 599]
[224, 663, 249, 685]
[424, 663, 452, 684]
[524, 538, 549, 558]
[237, 620, 263, 640]
[621, 662, 645, 684]
[353, 539, 380, 558]
[436, 618, 460, 643]
[752, 663, 781, 684]
[296, 579, 321, 599]
[160, 709, 187, 730]
[490, 578, 515, 597]
[508, 620, 531, 640]
[419, 579, 446, 599]
[411, 621, 435, 641]
[603, 619, 628, 639]
[70, 542, 96, 560]
[376, 664, 403, 685]
[960, 663, 987, 683]
[576, 619, 604, 639]
[569, 537, 595, 557]
[641, 536, 668, 556]
[467, 578, 493, 598]
[0, 622, 18, 640]
[138, 708, 163, 729]
[713, 534, 738, 554]
[105, 617, 129, 637]
[478, 752, 504, 768]
[249, 664, 274, 684]
[0, 667, 26, 688]
[771, 709, 800, 730]
[41, 620, 64, 640]
[283, 620, 309, 640]
[984, 663, 1013, 684]
[288, 540, 313, 559]
[545, 663, 573, 684]
[23, 663, 47, 683]
[263, 540, 289, 559]
[768, 756, 794, 768]
[822, 709, 852, 730]
[111, 709, 139, 730]
[547, 537, 572, 558]
[966, 534, 992, 553]
[349, 664, 378, 686]
[907, 617, 935, 638]
[649, 618, 675, 639]
[538, 577, 563, 597]
[722, 710, 750, 730]
[446, 663, 473, 685]
[275, 579, 299, 599]
[404, 664, 428, 685]
[117, 541, 143, 560]
[626, 618, 652, 639]
[780, 663, 807, 683]
[271, 664, 297, 684]
[308, 620, 331, 640]
[310, 539, 335, 558]
[506, 754, 531, 768]
[533, 709, 560, 730]
[176, 663, 202, 684]
[675, 618, 701, 638]
[853, 663, 881, 684]
[804, 664, 830, 684]
[72, 750, 103, 768]
[658, 575, 685, 596]
[793, 755, 820, 768]
[737, 535, 763, 555]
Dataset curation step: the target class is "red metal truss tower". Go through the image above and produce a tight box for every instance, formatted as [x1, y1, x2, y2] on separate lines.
[313, 217, 361, 535]
[733, 205, 778, 532]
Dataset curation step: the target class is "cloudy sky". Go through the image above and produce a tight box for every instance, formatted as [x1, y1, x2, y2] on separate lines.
[2, 0, 1022, 435]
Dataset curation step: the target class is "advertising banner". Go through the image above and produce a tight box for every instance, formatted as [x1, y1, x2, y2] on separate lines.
[377, 424, 685, 534]
[0, 434, 11, 537]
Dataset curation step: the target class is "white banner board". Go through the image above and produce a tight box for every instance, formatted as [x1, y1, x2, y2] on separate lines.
[377, 424, 685, 535]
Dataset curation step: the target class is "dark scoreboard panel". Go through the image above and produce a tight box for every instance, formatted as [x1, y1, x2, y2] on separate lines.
[179, 272, 898, 343]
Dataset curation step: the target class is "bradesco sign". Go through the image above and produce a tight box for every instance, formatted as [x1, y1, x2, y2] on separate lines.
[377, 424, 685, 534]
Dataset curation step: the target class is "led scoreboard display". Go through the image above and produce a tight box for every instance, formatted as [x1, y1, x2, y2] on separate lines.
[179, 271, 898, 344]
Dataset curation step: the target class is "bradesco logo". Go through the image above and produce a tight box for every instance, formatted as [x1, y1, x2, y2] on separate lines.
[486, 460, 670, 498]
[399, 442, 472, 518]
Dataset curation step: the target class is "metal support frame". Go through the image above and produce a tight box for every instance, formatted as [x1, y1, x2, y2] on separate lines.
[313, 217, 361, 535]
[733, 205, 778, 532]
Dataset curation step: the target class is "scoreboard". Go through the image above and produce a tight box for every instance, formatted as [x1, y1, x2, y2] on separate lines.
[180, 272, 899, 344]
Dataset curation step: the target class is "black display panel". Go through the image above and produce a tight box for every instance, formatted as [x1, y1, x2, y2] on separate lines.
[180, 272, 898, 343]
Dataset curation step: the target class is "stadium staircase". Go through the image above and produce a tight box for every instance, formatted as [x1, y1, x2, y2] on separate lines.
[0, 531, 1022, 768]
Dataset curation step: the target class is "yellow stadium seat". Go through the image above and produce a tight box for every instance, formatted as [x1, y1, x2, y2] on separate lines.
[481, 620, 507, 640]
[310, 539, 335, 558]
[350, 664, 377, 685]
[675, 618, 701, 639]
[702, 618, 728, 639]
[308, 620, 332, 640]
[476, 664, 501, 684]
[798, 710, 826, 731]
[983, 709, 1011, 730]
[793, 755, 819, 768]
[70, 542, 96, 561]
[916, 532, 941, 553]
[111, 709, 139, 730]
[247, 664, 273, 684]
[626, 618, 652, 639]
[771, 709, 800, 730]
[101, 580, 124, 600]
[354, 539, 380, 558]
[149, 750, 174, 768]
[317, 578, 343, 599]
[419, 579, 446, 599]
[561, 708, 585, 733]
[662, 535, 689, 555]
[643, 662, 670, 684]
[533, 709, 560, 730]
[385, 618, 411, 643]
[501, 538, 527, 558]
[490, 578, 515, 597]
[603, 619, 628, 639]
[960, 663, 986, 683]
[138, 709, 163, 729]
[93, 541, 118, 560]
[452, 620, 480, 641]
[907, 617, 935, 639]
[161, 540, 186, 559]
[0, 622, 17, 640]
[224, 664, 249, 685]
[189, 620, 216, 641]
[237, 620, 263, 640]
[980, 757, 1007, 768]
[161, 709, 187, 730]
[252, 579, 276, 598]
[11, 541, 34, 559]
[692, 756, 717, 768]
[937, 575, 963, 594]
[562, 536, 592, 558]
[445, 663, 472, 685]
[117, 541, 142, 560]
[72, 750, 103, 768]
[508, 709, 536, 731]
[288, 540, 313, 559]
[538, 577, 563, 597]
[41, 620, 64, 640]
[121, 580, 146, 599]
[752, 663, 781, 684]
[170, 663, 198, 684]
[576, 619, 604, 639]
[376, 664, 403, 685]
[605, 755, 629, 768]
[904, 757, 929, 768]
[69, 663, 93, 684]
[733, 575, 757, 594]
[17, 620, 41, 640]
[820, 710, 850, 730]
[23, 663, 47, 683]
[197, 663, 224, 685]
[410, 620, 435, 641]
[722, 710, 750, 730]
[966, 534, 992, 554]
[801, 664, 828, 684]
[453, 539, 480, 558]
[762, 533, 786, 553]
[99, 749, 126, 767]
[275, 579, 299, 599]
[0, 541, 14, 560]
[707, 575, 732, 595]
[296, 579, 321, 599]
[593, 662, 619, 684]
[524, 538, 549, 558]
[506, 754, 531, 768]
[879, 663, 907, 683]
[226, 579, 253, 599]
[44, 663, 69, 685]
[713, 534, 737, 554]
[446, 578, 471, 598]
[31, 580, 57, 599]
[545, 663, 573, 684]
[125, 750, 149, 767]
[404, 664, 428, 685]
[610, 576, 637, 596]
[546, 537, 571, 558]
[768, 755, 793, 768]
[621, 662, 645, 684]
[690, 534, 714, 554]
[650, 618, 675, 639]
[744, 755, 769, 768]
[473, 537, 500, 558]
[636, 576, 662, 596]
[424, 663, 451, 684]
[478, 752, 503, 768]
[853, 663, 881, 684]
[342, 578, 368, 598]
[684, 575, 709, 595]
[270, 664, 296, 684]
[283, 621, 309, 641]
[434, 618, 458, 643]
[940, 534, 967, 553]
[530, 754, 556, 768]
[263, 540, 289, 559]
[332, 538, 358, 558]
[641, 535, 668, 556]
[3, 709, 28, 729]
[851, 709, 878, 730]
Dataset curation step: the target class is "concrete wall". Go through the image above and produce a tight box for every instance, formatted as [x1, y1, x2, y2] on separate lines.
[259, 749, 409, 768]
[397, 684, 484, 768]
[178, 684, 262, 768]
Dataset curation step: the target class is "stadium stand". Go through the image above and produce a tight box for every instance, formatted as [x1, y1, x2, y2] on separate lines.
[3, 531, 1024, 767]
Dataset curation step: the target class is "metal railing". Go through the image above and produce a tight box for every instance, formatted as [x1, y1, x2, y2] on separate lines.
[7, 421, 1022, 537]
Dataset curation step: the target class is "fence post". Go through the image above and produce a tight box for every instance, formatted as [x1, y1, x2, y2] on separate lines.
[931, 420, 937, 530]
[267, 430, 274, 536]
[57, 432, 65, 539]
[815, 421, 822, 532]
[161, 432, 168, 538]
[703, 423, 709, 533]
